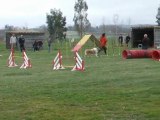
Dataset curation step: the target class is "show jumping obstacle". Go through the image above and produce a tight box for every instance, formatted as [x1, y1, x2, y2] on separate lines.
[72, 51, 85, 71]
[52, 50, 65, 70]
[7, 48, 18, 67]
[20, 51, 32, 69]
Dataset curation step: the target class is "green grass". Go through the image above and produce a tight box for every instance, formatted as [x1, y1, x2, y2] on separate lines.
[0, 40, 160, 120]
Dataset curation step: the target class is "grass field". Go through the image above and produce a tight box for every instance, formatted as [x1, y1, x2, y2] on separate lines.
[0, 40, 160, 120]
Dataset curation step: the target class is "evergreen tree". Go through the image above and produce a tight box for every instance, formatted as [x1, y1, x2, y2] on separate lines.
[73, 0, 91, 38]
[46, 9, 67, 42]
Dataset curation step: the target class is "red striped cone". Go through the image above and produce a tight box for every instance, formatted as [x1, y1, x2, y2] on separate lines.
[52, 50, 65, 70]
[20, 51, 32, 69]
[7, 48, 18, 67]
[72, 51, 85, 71]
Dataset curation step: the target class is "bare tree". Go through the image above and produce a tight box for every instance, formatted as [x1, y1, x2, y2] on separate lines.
[73, 0, 90, 38]
[113, 14, 119, 36]
[156, 6, 160, 26]
[101, 17, 106, 33]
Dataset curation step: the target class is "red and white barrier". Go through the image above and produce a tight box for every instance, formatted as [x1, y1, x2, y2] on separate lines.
[52, 50, 65, 70]
[20, 51, 32, 69]
[7, 48, 18, 67]
[72, 51, 85, 71]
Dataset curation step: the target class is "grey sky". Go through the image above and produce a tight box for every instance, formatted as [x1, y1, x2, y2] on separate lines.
[0, 0, 159, 28]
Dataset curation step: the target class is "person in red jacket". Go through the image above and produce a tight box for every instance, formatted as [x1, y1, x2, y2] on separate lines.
[98, 33, 107, 54]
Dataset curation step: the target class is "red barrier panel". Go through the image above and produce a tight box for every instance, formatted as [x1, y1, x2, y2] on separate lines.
[122, 50, 153, 59]
[152, 50, 160, 61]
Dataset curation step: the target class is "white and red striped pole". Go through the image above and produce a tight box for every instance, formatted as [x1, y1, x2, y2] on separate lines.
[72, 51, 85, 71]
[7, 48, 18, 67]
[20, 50, 32, 69]
[52, 50, 65, 70]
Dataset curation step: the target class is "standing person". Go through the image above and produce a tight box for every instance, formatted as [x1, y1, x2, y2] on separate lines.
[63, 32, 67, 40]
[48, 36, 52, 53]
[98, 33, 107, 55]
[142, 34, 150, 49]
[10, 34, 17, 49]
[118, 34, 123, 46]
[33, 40, 39, 51]
[125, 34, 131, 47]
[18, 35, 25, 52]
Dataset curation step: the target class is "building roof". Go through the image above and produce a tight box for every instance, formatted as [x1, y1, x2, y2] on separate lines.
[6, 30, 44, 34]
[131, 25, 160, 29]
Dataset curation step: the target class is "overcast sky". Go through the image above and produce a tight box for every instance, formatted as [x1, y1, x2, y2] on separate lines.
[0, 0, 159, 28]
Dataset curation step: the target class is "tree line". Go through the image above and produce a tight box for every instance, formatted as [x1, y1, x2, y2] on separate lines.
[46, 0, 90, 42]
[3, 0, 160, 43]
